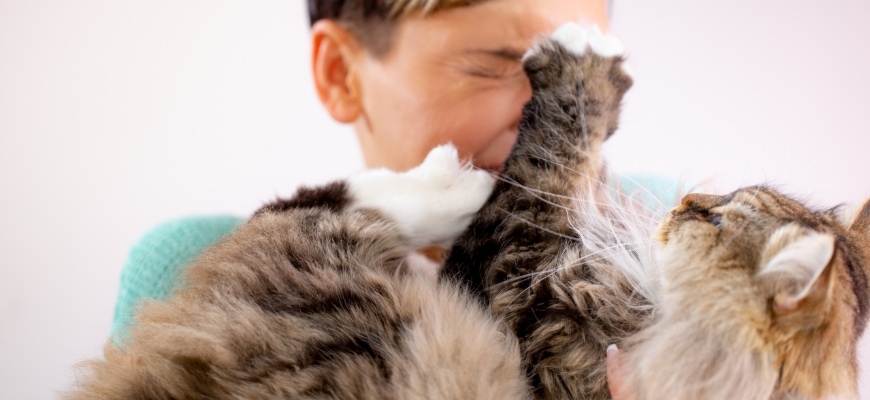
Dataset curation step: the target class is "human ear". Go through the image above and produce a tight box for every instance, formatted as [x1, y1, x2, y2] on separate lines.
[311, 20, 363, 123]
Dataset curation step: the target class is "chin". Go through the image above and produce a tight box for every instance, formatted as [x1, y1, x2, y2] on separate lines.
[485, 165, 503, 175]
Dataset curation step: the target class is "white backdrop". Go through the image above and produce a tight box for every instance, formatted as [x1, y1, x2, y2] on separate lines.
[1, 1, 868, 398]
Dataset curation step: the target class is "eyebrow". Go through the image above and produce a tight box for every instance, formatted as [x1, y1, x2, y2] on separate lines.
[465, 48, 526, 61]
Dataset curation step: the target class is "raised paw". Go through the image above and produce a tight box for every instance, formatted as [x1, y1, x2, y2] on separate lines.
[520, 22, 633, 145]
[348, 144, 496, 248]
[550, 23, 625, 58]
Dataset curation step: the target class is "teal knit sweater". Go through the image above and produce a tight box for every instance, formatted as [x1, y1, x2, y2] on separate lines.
[111, 215, 244, 336]
[111, 175, 680, 336]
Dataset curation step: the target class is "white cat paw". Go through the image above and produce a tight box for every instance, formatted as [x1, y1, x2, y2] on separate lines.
[549, 22, 624, 57]
[348, 144, 496, 248]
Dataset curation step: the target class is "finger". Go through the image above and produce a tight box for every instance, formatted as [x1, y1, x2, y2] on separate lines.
[606, 344, 634, 400]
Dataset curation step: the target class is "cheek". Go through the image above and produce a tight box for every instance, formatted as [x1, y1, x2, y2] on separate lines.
[655, 211, 678, 244]
[657, 235, 723, 293]
[427, 85, 530, 163]
[664, 221, 721, 253]
[357, 69, 439, 169]
[359, 60, 530, 169]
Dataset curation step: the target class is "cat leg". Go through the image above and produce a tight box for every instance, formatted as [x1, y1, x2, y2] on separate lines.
[441, 23, 636, 399]
[444, 22, 633, 298]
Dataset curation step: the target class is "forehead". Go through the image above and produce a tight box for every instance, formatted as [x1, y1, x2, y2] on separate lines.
[393, 0, 608, 56]
[726, 187, 823, 226]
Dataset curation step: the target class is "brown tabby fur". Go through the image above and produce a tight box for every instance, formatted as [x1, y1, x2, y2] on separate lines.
[68, 184, 529, 399]
[68, 26, 870, 400]
[442, 31, 870, 400]
[443, 38, 641, 399]
[626, 188, 870, 400]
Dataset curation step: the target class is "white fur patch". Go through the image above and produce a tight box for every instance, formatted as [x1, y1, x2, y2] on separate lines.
[348, 144, 496, 248]
[568, 183, 662, 307]
[835, 199, 869, 228]
[550, 23, 625, 57]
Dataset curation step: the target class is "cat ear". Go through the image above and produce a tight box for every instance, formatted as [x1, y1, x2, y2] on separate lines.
[757, 224, 837, 315]
[835, 198, 870, 236]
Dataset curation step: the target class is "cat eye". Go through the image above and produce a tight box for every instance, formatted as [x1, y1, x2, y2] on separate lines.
[709, 213, 723, 228]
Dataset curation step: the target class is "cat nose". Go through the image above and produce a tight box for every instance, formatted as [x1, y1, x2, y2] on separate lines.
[680, 193, 722, 210]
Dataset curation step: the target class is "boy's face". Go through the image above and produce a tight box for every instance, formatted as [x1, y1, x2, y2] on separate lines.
[352, 0, 609, 172]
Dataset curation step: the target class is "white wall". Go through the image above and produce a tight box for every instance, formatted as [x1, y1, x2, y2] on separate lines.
[0, 1, 867, 398]
[607, 1, 870, 208]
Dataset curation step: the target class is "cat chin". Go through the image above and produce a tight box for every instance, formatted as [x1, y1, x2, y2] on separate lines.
[626, 329, 778, 400]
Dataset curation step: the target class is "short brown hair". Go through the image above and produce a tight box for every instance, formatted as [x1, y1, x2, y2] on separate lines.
[307, 0, 479, 55]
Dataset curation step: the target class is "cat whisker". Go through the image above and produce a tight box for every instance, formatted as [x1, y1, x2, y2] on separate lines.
[495, 173, 658, 229]
[492, 242, 658, 313]
[494, 207, 580, 242]
[497, 173, 665, 226]
[495, 181, 659, 229]
[486, 239, 656, 291]
[494, 176, 580, 213]
[612, 173, 672, 211]
[508, 153, 674, 220]
[546, 242, 656, 280]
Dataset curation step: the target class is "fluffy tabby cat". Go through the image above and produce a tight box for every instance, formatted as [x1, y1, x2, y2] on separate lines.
[68, 23, 870, 400]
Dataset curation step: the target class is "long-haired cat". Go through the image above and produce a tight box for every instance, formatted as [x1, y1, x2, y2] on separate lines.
[68, 23, 870, 400]
[443, 23, 870, 400]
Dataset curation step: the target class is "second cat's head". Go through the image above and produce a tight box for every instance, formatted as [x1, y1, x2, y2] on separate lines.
[645, 186, 869, 399]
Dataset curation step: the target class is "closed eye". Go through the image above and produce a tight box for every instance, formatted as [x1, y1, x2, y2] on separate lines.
[466, 68, 507, 79]
[458, 50, 524, 80]
[709, 213, 723, 228]
[465, 66, 522, 79]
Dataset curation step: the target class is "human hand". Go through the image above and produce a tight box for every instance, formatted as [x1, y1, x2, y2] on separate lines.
[606, 344, 637, 400]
